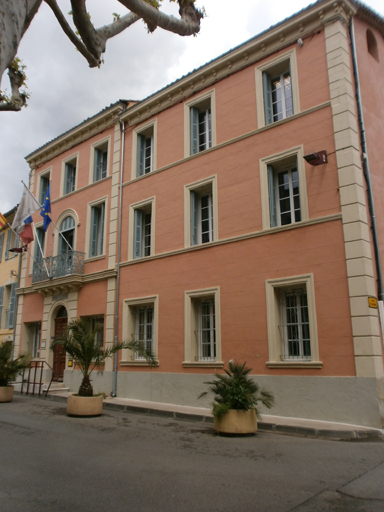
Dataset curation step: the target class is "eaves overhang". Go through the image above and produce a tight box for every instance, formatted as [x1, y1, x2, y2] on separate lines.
[120, 0, 357, 127]
[25, 101, 134, 169]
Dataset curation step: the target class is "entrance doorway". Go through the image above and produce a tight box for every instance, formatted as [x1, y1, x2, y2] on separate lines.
[53, 306, 67, 381]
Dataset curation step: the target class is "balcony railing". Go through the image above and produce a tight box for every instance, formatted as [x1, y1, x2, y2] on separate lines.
[32, 251, 85, 283]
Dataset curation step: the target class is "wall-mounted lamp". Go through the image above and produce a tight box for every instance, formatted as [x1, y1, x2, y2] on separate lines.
[297, 38, 304, 47]
[10, 270, 18, 278]
[303, 150, 328, 166]
[68, 359, 73, 368]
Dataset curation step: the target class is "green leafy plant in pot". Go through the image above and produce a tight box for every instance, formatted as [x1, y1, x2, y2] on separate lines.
[0, 340, 31, 402]
[51, 319, 156, 416]
[199, 361, 275, 434]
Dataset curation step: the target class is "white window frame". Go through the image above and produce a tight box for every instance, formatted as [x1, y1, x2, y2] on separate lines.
[122, 295, 159, 366]
[265, 274, 321, 368]
[29, 222, 45, 275]
[128, 197, 155, 261]
[255, 49, 300, 129]
[131, 119, 157, 180]
[54, 209, 79, 256]
[89, 136, 111, 183]
[183, 287, 222, 367]
[184, 90, 216, 158]
[184, 176, 218, 248]
[32, 322, 41, 359]
[61, 153, 78, 196]
[259, 146, 308, 230]
[85, 197, 108, 260]
[37, 169, 51, 205]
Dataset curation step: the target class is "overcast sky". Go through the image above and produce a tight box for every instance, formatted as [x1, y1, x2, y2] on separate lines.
[1, 0, 383, 214]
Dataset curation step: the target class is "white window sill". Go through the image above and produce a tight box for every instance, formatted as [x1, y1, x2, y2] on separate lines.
[120, 360, 159, 367]
[84, 254, 106, 263]
[182, 361, 224, 368]
[266, 361, 322, 369]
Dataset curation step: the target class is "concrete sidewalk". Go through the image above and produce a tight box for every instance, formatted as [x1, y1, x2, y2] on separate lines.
[18, 388, 384, 441]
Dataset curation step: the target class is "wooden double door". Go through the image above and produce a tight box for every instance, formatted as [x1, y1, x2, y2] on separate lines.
[53, 316, 67, 381]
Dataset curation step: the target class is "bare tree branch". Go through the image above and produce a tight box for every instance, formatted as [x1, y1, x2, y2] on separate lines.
[44, 0, 100, 67]
[0, 65, 28, 111]
[70, 0, 105, 61]
[117, 0, 203, 35]
[97, 12, 140, 41]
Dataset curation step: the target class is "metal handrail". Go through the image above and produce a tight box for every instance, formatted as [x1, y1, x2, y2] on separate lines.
[32, 250, 85, 283]
[20, 360, 54, 398]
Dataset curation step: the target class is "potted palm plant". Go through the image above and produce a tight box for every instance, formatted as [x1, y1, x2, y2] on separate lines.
[199, 361, 275, 434]
[51, 319, 156, 416]
[0, 340, 31, 403]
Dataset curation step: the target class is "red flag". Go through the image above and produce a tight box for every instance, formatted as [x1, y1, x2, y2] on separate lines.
[19, 223, 34, 245]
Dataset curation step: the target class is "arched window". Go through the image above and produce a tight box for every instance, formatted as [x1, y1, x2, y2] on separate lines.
[56, 306, 68, 318]
[58, 216, 75, 254]
[367, 29, 379, 62]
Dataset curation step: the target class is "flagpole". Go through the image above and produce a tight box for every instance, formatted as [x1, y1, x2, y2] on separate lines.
[5, 221, 35, 261]
[21, 180, 74, 252]
[32, 223, 50, 278]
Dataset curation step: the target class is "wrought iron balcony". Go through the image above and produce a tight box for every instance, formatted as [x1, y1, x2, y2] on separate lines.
[32, 251, 85, 283]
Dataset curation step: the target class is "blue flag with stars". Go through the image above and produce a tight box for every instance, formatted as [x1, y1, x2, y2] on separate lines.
[40, 184, 52, 231]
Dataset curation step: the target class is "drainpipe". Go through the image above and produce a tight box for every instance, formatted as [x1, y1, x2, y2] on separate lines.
[112, 120, 126, 397]
[350, 18, 384, 332]
[10, 250, 22, 360]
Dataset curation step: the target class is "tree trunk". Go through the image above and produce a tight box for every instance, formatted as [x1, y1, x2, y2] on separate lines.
[0, 0, 42, 88]
[79, 375, 93, 397]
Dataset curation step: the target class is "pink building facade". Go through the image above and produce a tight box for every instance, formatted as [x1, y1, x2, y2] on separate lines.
[16, 0, 384, 427]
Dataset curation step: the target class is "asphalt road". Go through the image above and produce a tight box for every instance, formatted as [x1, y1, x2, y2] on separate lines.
[1, 395, 384, 512]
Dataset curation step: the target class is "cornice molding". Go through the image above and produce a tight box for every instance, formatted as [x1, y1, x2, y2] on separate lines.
[121, 0, 356, 127]
[18, 268, 116, 296]
[26, 103, 129, 169]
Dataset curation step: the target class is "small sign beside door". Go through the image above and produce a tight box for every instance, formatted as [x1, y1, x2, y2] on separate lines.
[368, 297, 378, 309]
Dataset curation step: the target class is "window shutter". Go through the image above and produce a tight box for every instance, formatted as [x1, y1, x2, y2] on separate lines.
[0, 233, 4, 262]
[267, 165, 277, 227]
[90, 207, 98, 257]
[0, 286, 4, 329]
[5, 230, 11, 260]
[190, 190, 198, 246]
[134, 209, 143, 259]
[8, 283, 17, 329]
[137, 135, 145, 177]
[65, 164, 70, 193]
[190, 107, 199, 155]
[98, 203, 105, 255]
[102, 151, 108, 178]
[94, 149, 101, 181]
[262, 72, 273, 125]
[288, 60, 294, 115]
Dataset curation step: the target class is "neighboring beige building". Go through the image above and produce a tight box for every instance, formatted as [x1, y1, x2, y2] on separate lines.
[15, 0, 384, 428]
[0, 208, 20, 346]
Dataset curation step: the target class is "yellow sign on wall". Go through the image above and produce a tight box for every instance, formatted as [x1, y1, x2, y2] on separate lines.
[368, 297, 378, 309]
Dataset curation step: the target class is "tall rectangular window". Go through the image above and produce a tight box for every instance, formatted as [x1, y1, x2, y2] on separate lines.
[64, 160, 76, 195]
[32, 322, 41, 359]
[135, 306, 153, 360]
[268, 162, 301, 227]
[94, 145, 108, 182]
[190, 104, 212, 155]
[89, 203, 105, 257]
[263, 67, 293, 124]
[196, 298, 216, 361]
[8, 282, 17, 329]
[0, 286, 4, 329]
[184, 287, 222, 367]
[5, 230, 18, 260]
[281, 288, 310, 360]
[137, 131, 153, 177]
[133, 206, 152, 259]
[39, 174, 50, 204]
[0, 232, 4, 262]
[190, 188, 213, 246]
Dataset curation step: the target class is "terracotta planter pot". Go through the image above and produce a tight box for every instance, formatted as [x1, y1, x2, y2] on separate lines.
[67, 394, 103, 417]
[214, 409, 257, 435]
[0, 386, 14, 403]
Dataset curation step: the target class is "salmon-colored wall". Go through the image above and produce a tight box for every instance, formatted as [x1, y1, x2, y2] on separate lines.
[354, 18, 384, 283]
[77, 281, 108, 317]
[117, 219, 355, 376]
[25, 126, 116, 288]
[22, 294, 44, 322]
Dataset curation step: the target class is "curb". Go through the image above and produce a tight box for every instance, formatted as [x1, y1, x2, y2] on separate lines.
[16, 392, 383, 441]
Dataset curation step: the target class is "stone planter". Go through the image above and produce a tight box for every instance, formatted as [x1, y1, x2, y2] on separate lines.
[67, 394, 103, 417]
[0, 386, 14, 403]
[214, 409, 257, 435]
